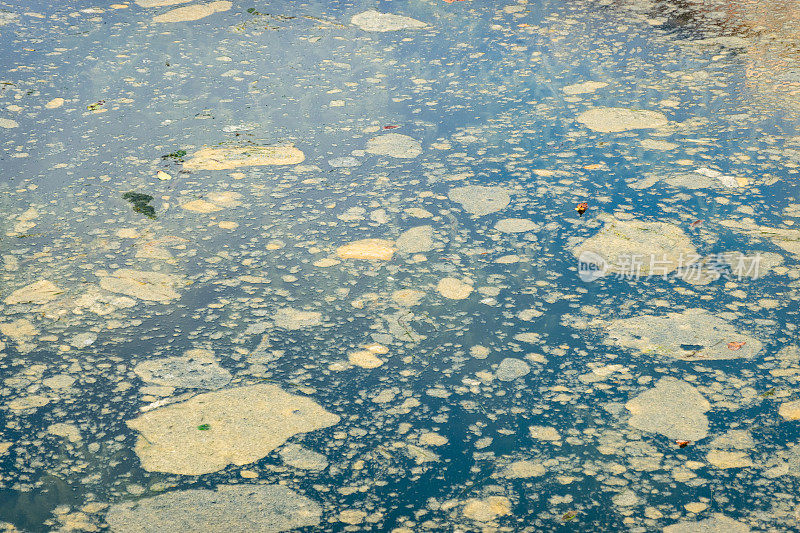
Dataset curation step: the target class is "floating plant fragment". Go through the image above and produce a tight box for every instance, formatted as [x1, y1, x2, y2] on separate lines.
[123, 191, 156, 219]
[161, 149, 187, 162]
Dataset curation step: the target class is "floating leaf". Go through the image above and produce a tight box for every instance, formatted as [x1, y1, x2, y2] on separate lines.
[675, 440, 690, 448]
[576, 202, 588, 217]
[562, 510, 578, 522]
[759, 388, 776, 398]
[197, 424, 210, 430]
[87, 100, 105, 111]
[161, 149, 187, 162]
[727, 341, 746, 350]
[689, 219, 703, 228]
[122, 191, 156, 220]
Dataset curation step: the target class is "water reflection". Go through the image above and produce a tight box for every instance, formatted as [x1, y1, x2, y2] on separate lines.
[0, 0, 799, 531]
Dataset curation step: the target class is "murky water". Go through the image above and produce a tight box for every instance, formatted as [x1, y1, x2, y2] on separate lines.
[1, 0, 800, 531]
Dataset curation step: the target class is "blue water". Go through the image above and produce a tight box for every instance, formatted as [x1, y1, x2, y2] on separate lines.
[1, 0, 799, 531]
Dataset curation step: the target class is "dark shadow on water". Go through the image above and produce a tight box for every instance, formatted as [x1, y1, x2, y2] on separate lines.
[0, 475, 79, 532]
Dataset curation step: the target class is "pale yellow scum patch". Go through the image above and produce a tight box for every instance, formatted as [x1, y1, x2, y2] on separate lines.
[152, 1, 231, 23]
[183, 145, 304, 170]
[127, 384, 339, 475]
[336, 239, 395, 261]
[44, 97, 64, 109]
[436, 277, 473, 299]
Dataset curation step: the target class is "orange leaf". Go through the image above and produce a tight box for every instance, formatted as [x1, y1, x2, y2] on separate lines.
[727, 341, 746, 350]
